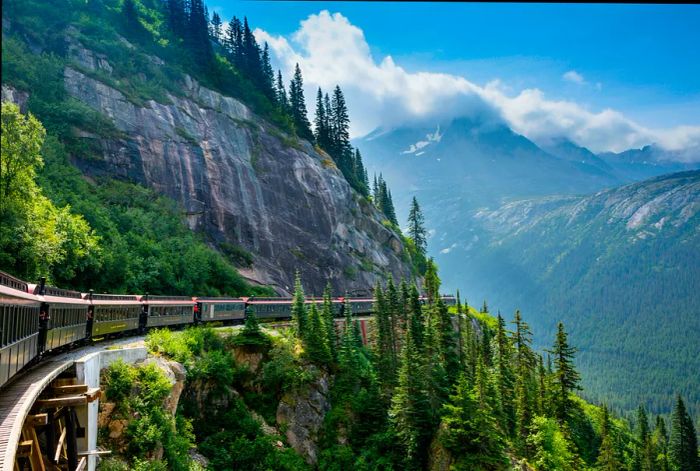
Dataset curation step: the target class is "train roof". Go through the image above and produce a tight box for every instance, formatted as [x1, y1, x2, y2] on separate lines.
[0, 271, 30, 292]
[0, 273, 40, 304]
[196, 297, 246, 303]
[86, 293, 142, 304]
[144, 295, 195, 305]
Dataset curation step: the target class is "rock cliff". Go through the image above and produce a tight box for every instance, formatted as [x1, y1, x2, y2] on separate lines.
[59, 35, 413, 295]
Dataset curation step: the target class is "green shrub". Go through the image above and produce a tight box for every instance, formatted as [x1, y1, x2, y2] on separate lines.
[104, 359, 136, 404]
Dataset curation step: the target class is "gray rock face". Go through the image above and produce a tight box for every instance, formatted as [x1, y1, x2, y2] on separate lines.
[1, 84, 29, 112]
[61, 42, 413, 295]
[276, 371, 331, 465]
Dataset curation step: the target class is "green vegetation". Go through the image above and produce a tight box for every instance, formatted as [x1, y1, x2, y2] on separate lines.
[102, 359, 196, 470]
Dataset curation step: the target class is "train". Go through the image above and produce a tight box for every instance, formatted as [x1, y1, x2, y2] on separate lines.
[0, 270, 456, 389]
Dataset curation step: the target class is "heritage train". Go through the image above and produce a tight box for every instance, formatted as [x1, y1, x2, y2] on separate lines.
[0, 270, 455, 389]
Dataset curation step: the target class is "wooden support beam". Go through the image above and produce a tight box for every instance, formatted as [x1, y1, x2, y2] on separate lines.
[23, 424, 46, 471]
[52, 384, 88, 395]
[77, 450, 112, 457]
[55, 428, 67, 463]
[35, 388, 101, 408]
[16, 440, 33, 458]
[26, 413, 48, 426]
[75, 457, 87, 471]
[52, 378, 77, 387]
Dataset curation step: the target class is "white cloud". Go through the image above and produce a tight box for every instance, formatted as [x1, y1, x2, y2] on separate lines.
[255, 10, 700, 155]
[563, 70, 586, 85]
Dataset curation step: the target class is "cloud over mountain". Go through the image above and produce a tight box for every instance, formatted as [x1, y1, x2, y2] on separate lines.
[256, 10, 700, 156]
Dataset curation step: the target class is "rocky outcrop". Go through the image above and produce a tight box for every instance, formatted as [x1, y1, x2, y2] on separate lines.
[1, 84, 29, 112]
[61, 37, 414, 295]
[276, 369, 331, 465]
[97, 356, 186, 459]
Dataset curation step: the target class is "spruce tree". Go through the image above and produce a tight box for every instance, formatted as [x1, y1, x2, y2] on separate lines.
[122, 0, 146, 40]
[440, 373, 507, 470]
[276, 70, 289, 112]
[389, 328, 432, 470]
[186, 0, 213, 68]
[289, 64, 314, 141]
[597, 405, 623, 471]
[260, 43, 276, 102]
[436, 298, 459, 386]
[291, 271, 307, 339]
[407, 196, 427, 255]
[653, 415, 670, 471]
[330, 85, 352, 176]
[635, 405, 655, 471]
[548, 322, 581, 425]
[408, 283, 424, 352]
[424, 258, 441, 305]
[494, 313, 516, 436]
[305, 302, 331, 365]
[321, 283, 337, 362]
[167, 0, 186, 39]
[373, 283, 396, 394]
[669, 395, 699, 471]
[353, 148, 369, 196]
[314, 87, 328, 148]
[513, 310, 537, 447]
[210, 11, 222, 41]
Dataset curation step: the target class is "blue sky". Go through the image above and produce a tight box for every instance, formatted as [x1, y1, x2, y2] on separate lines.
[209, 2, 700, 153]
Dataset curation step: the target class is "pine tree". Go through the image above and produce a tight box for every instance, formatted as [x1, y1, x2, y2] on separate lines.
[389, 328, 432, 470]
[408, 283, 424, 352]
[383, 186, 398, 225]
[276, 70, 289, 112]
[291, 271, 307, 339]
[353, 148, 369, 196]
[260, 43, 276, 102]
[241, 17, 262, 79]
[424, 258, 441, 305]
[634, 405, 655, 471]
[653, 415, 670, 471]
[407, 196, 427, 255]
[167, 0, 186, 39]
[122, 0, 146, 40]
[372, 174, 379, 205]
[373, 283, 396, 394]
[385, 277, 401, 361]
[436, 298, 459, 386]
[242, 305, 261, 336]
[225, 16, 243, 64]
[494, 313, 516, 436]
[547, 322, 581, 426]
[440, 373, 507, 470]
[321, 283, 337, 362]
[314, 87, 328, 148]
[305, 302, 332, 365]
[210, 11, 222, 42]
[597, 405, 622, 471]
[330, 85, 352, 175]
[669, 395, 699, 471]
[186, 0, 213, 68]
[513, 310, 537, 447]
[288, 64, 314, 141]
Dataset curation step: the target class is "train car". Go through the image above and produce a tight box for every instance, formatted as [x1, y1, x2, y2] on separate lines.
[342, 297, 375, 315]
[144, 295, 196, 328]
[246, 297, 294, 319]
[30, 280, 89, 353]
[0, 271, 41, 389]
[196, 298, 246, 323]
[87, 292, 142, 337]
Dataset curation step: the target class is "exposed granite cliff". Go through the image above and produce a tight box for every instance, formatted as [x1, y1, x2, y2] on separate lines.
[58, 36, 412, 295]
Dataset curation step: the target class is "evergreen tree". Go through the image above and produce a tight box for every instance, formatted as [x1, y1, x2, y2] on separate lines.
[548, 322, 581, 426]
[291, 271, 307, 339]
[314, 87, 328, 148]
[634, 405, 655, 471]
[225, 16, 243, 64]
[242, 305, 261, 336]
[407, 196, 427, 255]
[260, 43, 276, 102]
[424, 258, 441, 305]
[241, 17, 262, 79]
[436, 298, 459, 386]
[210, 11, 222, 41]
[305, 302, 332, 365]
[321, 283, 337, 362]
[389, 328, 432, 469]
[385, 277, 401, 361]
[288, 64, 314, 141]
[440, 373, 507, 470]
[513, 310, 537, 447]
[494, 313, 516, 436]
[276, 70, 289, 112]
[330, 85, 352, 175]
[597, 405, 623, 471]
[373, 283, 397, 394]
[669, 395, 699, 471]
[408, 283, 425, 352]
[383, 186, 399, 225]
[353, 148, 369, 196]
[166, 0, 187, 39]
[653, 416, 670, 471]
[186, 0, 213, 68]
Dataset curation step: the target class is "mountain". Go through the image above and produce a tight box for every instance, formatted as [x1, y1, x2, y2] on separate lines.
[1, 1, 413, 296]
[598, 144, 700, 182]
[358, 116, 700, 413]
